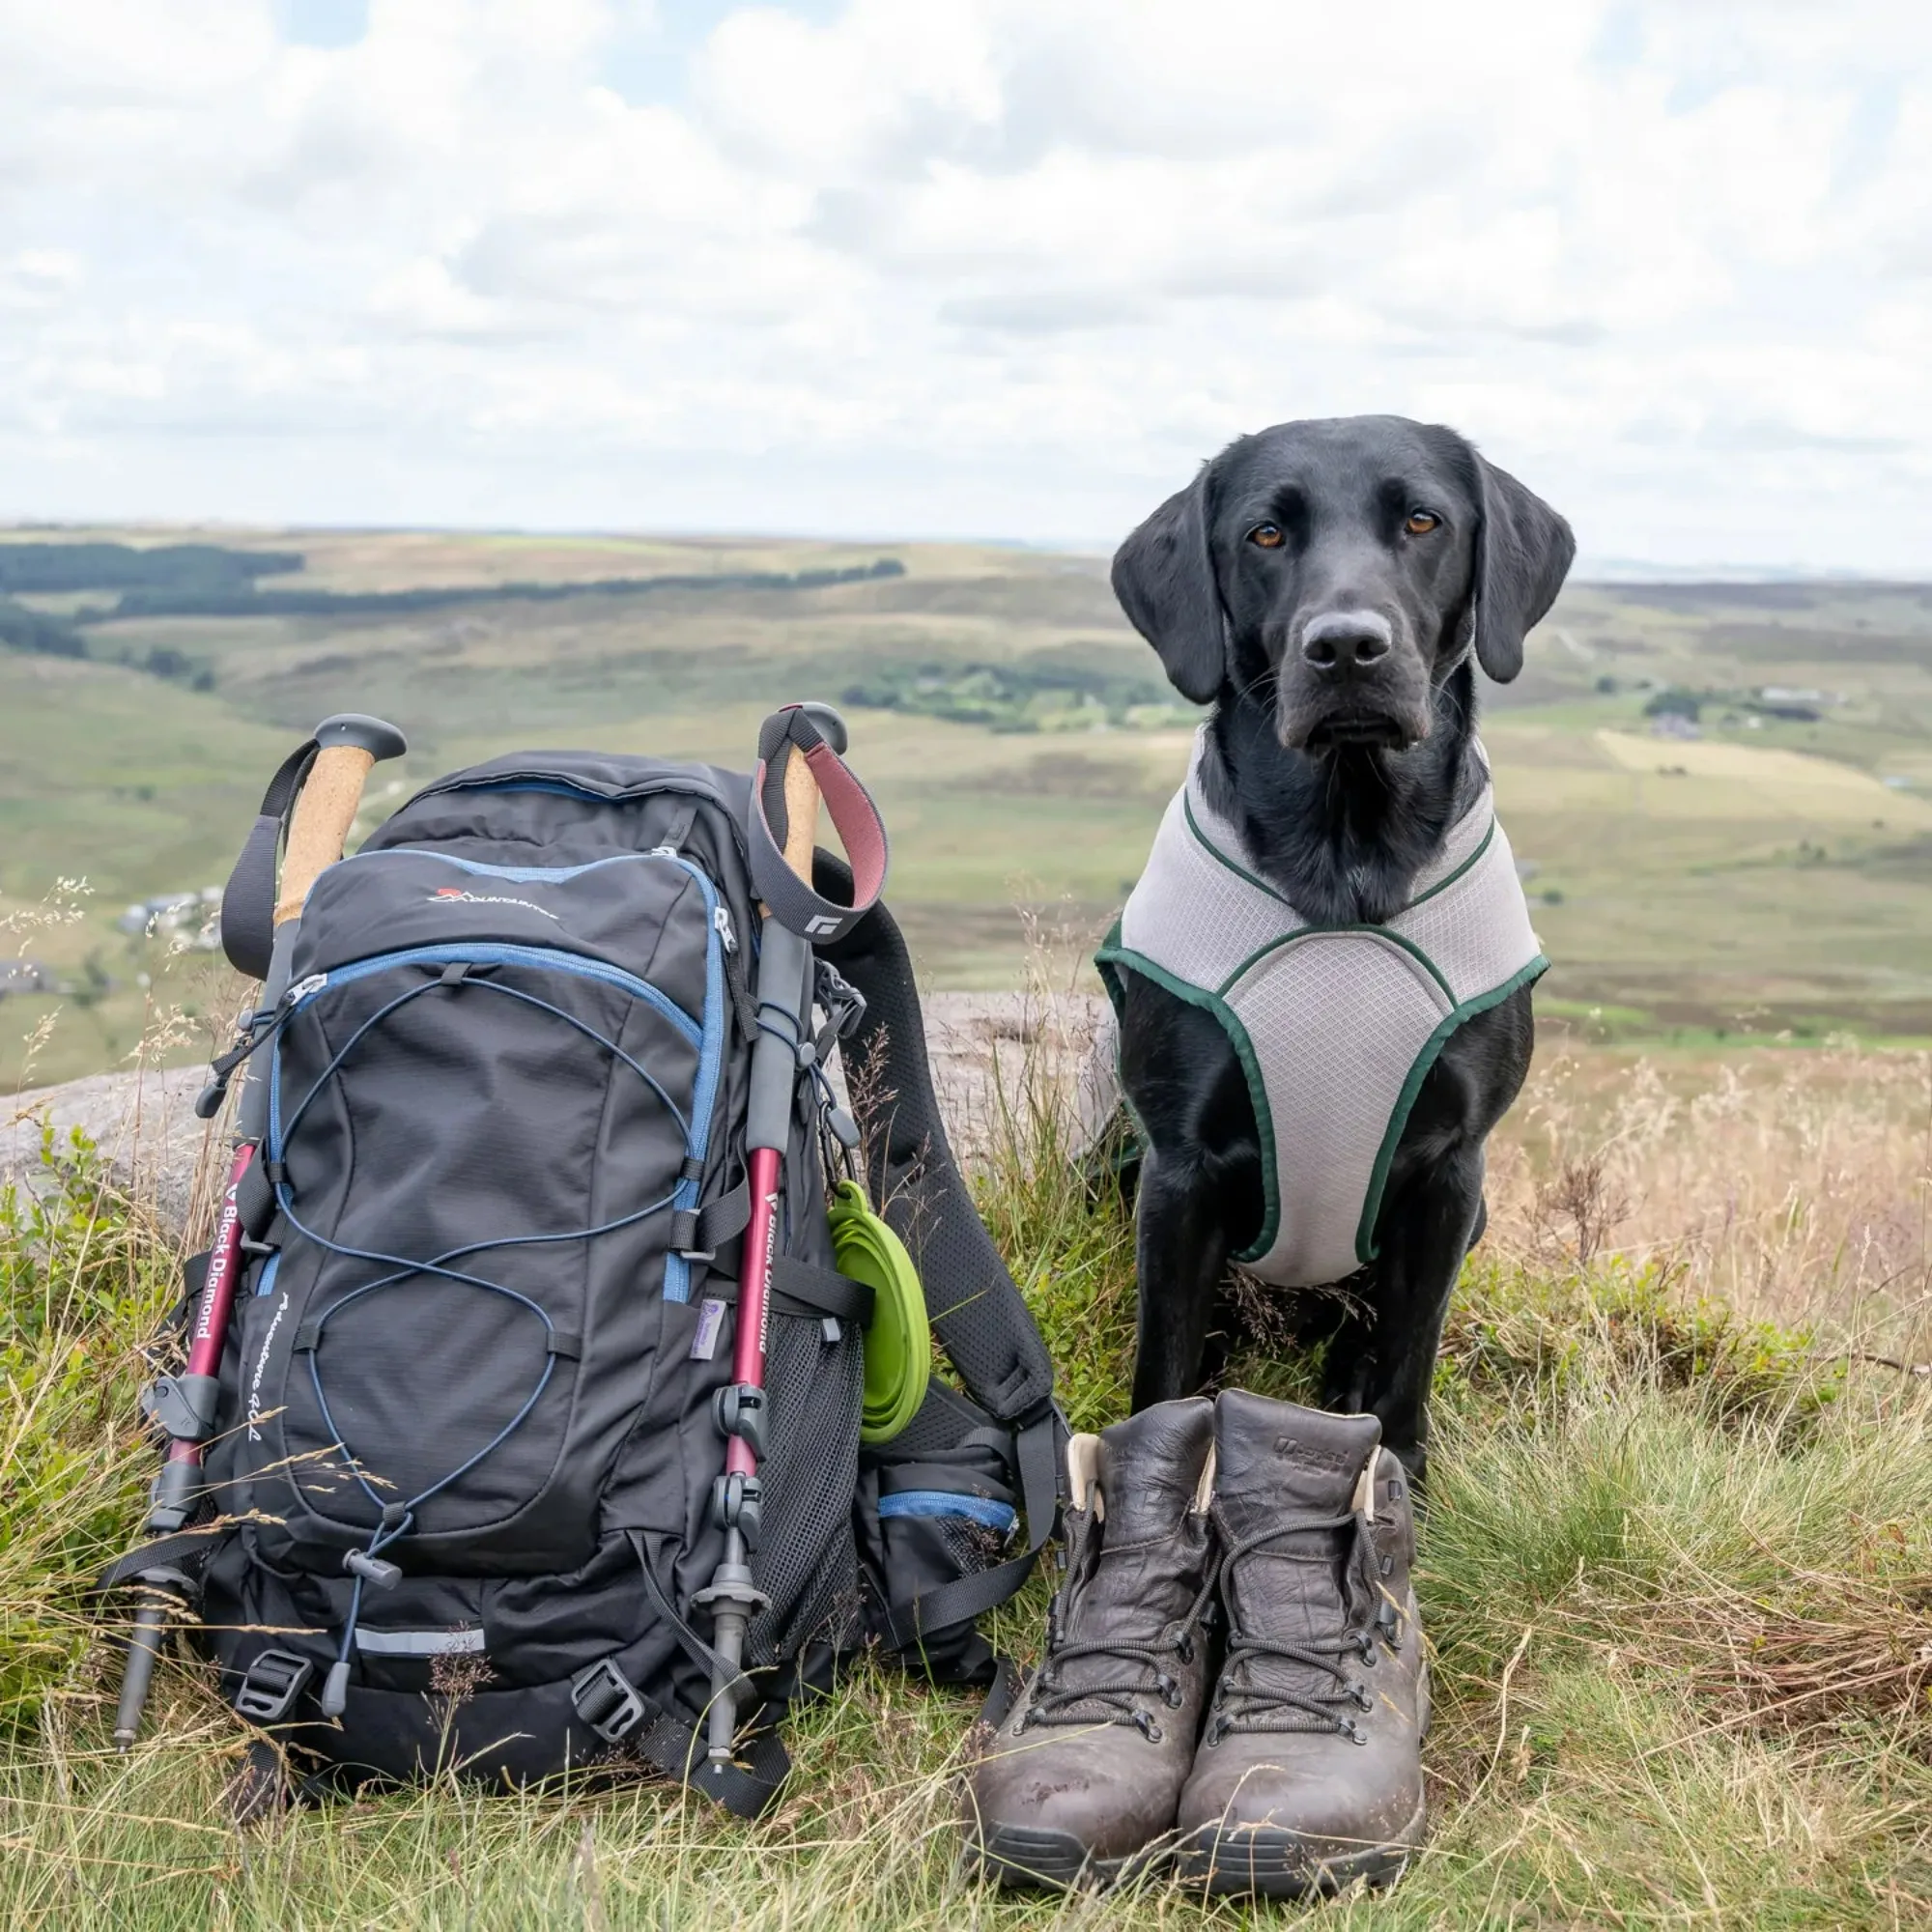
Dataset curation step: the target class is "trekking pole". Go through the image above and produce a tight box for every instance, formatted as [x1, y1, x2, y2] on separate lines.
[697, 701, 881, 1774]
[112, 713, 407, 1748]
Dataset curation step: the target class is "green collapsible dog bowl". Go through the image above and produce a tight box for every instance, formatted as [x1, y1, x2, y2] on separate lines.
[829, 1179, 929, 1446]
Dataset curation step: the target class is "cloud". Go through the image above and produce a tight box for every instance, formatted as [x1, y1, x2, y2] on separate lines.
[0, 0, 1928, 565]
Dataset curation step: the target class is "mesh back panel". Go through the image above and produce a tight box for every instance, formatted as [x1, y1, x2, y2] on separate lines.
[749, 1311, 863, 1664]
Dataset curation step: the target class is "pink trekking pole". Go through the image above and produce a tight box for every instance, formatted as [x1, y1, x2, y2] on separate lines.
[111, 713, 407, 1747]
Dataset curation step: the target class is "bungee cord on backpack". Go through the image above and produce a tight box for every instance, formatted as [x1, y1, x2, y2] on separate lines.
[266, 965, 695, 1713]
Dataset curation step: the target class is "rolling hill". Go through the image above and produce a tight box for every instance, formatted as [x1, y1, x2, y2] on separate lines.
[4, 526, 1930, 1087]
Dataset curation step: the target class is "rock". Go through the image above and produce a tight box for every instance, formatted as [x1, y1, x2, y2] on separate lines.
[3, 1063, 223, 1241]
[4, 992, 1122, 1244]
[906, 990, 1116, 1169]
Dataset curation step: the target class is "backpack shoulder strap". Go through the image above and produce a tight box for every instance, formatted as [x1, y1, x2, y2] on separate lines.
[814, 868, 1065, 1592]
[813, 871, 1057, 1432]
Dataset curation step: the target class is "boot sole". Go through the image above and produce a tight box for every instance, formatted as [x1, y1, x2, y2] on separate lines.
[1173, 1795, 1428, 1899]
[968, 1822, 1154, 1892]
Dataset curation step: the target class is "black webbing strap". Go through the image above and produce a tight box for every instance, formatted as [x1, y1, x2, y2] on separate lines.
[220, 736, 320, 980]
[685, 1725, 792, 1817]
[669, 1183, 752, 1260]
[610, 1532, 788, 1817]
[878, 1407, 1062, 1652]
[770, 1256, 874, 1325]
[235, 1153, 277, 1241]
[569, 1656, 787, 1819]
[95, 1527, 223, 1594]
[698, 1258, 876, 1326]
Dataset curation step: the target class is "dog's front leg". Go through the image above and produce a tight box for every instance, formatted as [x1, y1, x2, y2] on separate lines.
[1327, 1145, 1487, 1486]
[1130, 1148, 1234, 1410]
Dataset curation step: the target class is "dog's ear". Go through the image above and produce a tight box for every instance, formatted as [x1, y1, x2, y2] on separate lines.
[1111, 467, 1225, 703]
[1466, 454, 1575, 684]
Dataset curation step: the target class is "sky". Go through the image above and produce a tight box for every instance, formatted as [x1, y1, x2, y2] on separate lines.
[2, 0, 1929, 571]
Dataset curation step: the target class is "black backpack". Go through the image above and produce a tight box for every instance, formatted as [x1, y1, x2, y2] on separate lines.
[103, 740, 1064, 1816]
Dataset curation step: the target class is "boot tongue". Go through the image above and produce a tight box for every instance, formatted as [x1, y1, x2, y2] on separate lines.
[1094, 1398, 1215, 1544]
[1211, 1394, 1382, 1728]
[1213, 1391, 1379, 1538]
[1050, 1401, 1214, 1704]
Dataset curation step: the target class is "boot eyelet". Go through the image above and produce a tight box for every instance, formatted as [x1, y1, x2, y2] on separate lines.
[1349, 1682, 1373, 1711]
[1165, 1683, 1185, 1710]
[1133, 1710, 1163, 1743]
[1176, 1635, 1195, 1664]
[1341, 1719, 1369, 1747]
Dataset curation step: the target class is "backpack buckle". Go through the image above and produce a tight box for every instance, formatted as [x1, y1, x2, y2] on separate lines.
[234, 1648, 314, 1723]
[570, 1659, 651, 1744]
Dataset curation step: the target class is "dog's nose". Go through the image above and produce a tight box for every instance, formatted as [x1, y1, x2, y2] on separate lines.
[1300, 611, 1393, 673]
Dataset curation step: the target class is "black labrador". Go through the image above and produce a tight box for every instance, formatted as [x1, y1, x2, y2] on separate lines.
[1109, 414, 1574, 1480]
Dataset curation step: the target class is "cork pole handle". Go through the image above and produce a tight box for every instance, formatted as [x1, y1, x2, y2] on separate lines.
[781, 744, 820, 885]
[272, 714, 408, 927]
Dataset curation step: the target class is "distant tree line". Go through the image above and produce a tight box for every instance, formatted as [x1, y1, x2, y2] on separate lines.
[0, 540, 300, 673]
[0, 597, 87, 658]
[0, 547, 906, 683]
[89, 556, 907, 621]
[843, 657, 1185, 732]
[0, 541, 301, 594]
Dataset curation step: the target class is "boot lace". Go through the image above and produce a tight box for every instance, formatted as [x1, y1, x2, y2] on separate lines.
[1024, 1560, 1220, 1743]
[1207, 1509, 1382, 1747]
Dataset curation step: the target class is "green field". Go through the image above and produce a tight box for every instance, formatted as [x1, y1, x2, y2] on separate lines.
[4, 528, 1931, 1087]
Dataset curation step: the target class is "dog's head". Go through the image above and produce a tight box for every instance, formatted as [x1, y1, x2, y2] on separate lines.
[1112, 415, 1575, 752]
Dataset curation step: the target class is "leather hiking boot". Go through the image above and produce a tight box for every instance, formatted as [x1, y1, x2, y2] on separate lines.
[965, 1398, 1217, 1890]
[1176, 1391, 1428, 1899]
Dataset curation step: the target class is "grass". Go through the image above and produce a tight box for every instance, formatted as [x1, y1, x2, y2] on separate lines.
[2, 1001, 1930, 1926]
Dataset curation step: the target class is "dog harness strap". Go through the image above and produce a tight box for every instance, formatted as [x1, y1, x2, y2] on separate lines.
[1099, 726, 1548, 1289]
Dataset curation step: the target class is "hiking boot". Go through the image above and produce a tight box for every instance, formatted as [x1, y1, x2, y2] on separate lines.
[964, 1398, 1217, 1890]
[1176, 1390, 1428, 1898]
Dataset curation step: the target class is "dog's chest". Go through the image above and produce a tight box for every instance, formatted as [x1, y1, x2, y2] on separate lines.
[1097, 738, 1546, 1289]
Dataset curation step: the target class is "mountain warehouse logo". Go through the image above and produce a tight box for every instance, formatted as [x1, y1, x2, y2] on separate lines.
[428, 886, 560, 922]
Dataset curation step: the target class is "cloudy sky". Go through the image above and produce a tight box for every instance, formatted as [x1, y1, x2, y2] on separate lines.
[2, 0, 1928, 569]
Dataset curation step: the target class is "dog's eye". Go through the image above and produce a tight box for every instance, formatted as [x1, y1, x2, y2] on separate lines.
[1405, 510, 1440, 536]
[1247, 524, 1285, 550]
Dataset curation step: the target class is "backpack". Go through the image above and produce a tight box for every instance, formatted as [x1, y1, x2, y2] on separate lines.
[101, 734, 1065, 1816]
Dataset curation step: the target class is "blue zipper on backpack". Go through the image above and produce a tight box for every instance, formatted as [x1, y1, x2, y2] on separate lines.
[268, 852, 727, 1301]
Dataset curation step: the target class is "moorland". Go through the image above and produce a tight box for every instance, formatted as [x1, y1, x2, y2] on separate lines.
[5, 526, 1932, 1087]
[3, 529, 1930, 1923]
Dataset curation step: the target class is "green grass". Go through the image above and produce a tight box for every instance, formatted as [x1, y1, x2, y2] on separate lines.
[2, 1079, 1928, 1927]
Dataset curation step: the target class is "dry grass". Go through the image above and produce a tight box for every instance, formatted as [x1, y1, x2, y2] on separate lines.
[3, 1012, 1931, 1926]
[1489, 1041, 1932, 1352]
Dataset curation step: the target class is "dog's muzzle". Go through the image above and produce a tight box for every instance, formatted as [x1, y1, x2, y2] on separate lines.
[1276, 610, 1429, 750]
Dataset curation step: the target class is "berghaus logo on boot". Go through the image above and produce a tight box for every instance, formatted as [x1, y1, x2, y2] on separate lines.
[427, 886, 559, 922]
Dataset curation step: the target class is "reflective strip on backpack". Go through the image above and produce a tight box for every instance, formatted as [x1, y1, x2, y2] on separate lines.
[354, 1627, 486, 1656]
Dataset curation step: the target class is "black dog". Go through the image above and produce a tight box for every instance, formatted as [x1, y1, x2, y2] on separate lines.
[1106, 415, 1574, 1480]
